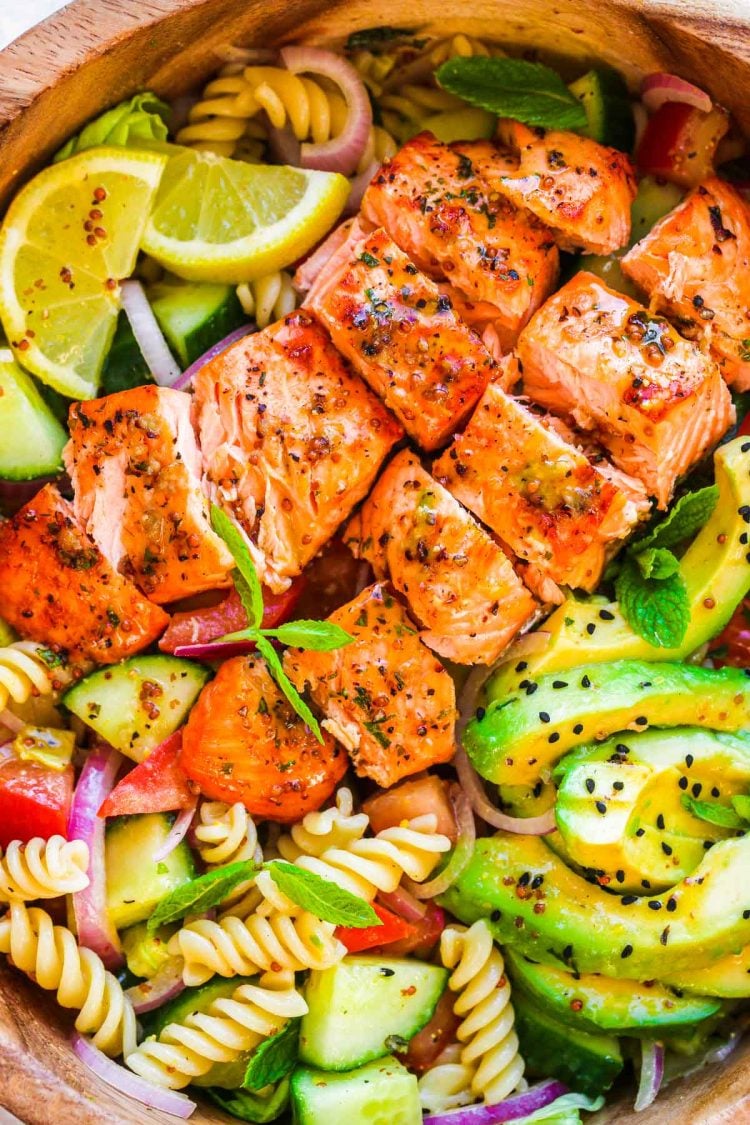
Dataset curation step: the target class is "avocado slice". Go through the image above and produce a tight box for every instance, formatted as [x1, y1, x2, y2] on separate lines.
[505, 948, 720, 1032]
[512, 991, 623, 1097]
[553, 728, 750, 892]
[440, 832, 750, 979]
[665, 945, 750, 998]
[465, 660, 750, 789]
[489, 436, 750, 699]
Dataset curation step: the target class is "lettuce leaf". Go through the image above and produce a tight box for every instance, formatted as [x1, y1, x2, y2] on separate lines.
[54, 92, 170, 161]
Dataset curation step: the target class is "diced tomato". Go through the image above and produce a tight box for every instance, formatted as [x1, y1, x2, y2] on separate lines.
[375, 902, 446, 959]
[336, 902, 418, 953]
[363, 776, 457, 843]
[0, 754, 73, 847]
[399, 988, 461, 1074]
[159, 578, 305, 654]
[709, 597, 750, 669]
[636, 102, 729, 187]
[98, 731, 196, 817]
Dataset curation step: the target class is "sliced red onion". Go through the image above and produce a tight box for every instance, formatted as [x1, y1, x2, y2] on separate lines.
[423, 1079, 568, 1124]
[280, 46, 372, 175]
[293, 218, 355, 294]
[379, 885, 429, 922]
[0, 475, 59, 515]
[172, 638, 257, 661]
[641, 73, 712, 115]
[126, 957, 185, 1014]
[454, 746, 556, 836]
[153, 799, 197, 862]
[172, 324, 256, 391]
[68, 744, 124, 969]
[347, 159, 380, 213]
[72, 1032, 196, 1118]
[635, 1040, 665, 1112]
[404, 784, 475, 900]
[120, 280, 182, 387]
[0, 709, 25, 734]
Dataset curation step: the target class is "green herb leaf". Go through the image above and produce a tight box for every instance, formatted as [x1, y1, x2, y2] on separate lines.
[436, 57, 587, 131]
[615, 557, 690, 648]
[255, 635, 323, 742]
[243, 1020, 300, 1091]
[632, 486, 719, 553]
[205, 1078, 291, 1123]
[266, 860, 380, 927]
[147, 860, 260, 931]
[731, 794, 750, 822]
[211, 504, 264, 629]
[635, 547, 680, 580]
[264, 620, 355, 652]
[681, 794, 745, 829]
[346, 25, 415, 51]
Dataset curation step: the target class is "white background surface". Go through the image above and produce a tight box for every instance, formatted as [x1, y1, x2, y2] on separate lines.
[0, 0, 70, 50]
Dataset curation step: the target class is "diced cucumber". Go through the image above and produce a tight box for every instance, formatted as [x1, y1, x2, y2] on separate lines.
[100, 310, 154, 395]
[105, 812, 194, 929]
[149, 281, 247, 367]
[120, 920, 176, 979]
[299, 955, 447, 1071]
[63, 654, 210, 762]
[291, 1056, 420, 1125]
[630, 175, 684, 244]
[569, 68, 635, 151]
[0, 350, 67, 480]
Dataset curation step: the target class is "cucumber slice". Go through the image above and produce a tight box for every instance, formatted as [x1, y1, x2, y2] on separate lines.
[100, 310, 154, 395]
[0, 350, 67, 480]
[569, 68, 635, 151]
[105, 812, 194, 929]
[149, 281, 247, 367]
[291, 1056, 421, 1125]
[63, 654, 210, 761]
[299, 955, 447, 1071]
[513, 992, 623, 1097]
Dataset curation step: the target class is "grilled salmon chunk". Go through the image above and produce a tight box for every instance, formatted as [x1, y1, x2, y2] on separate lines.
[362, 132, 559, 350]
[516, 272, 734, 508]
[194, 310, 402, 593]
[433, 383, 649, 599]
[284, 582, 456, 788]
[309, 227, 494, 450]
[65, 385, 233, 604]
[0, 485, 168, 663]
[470, 121, 637, 255]
[345, 450, 536, 664]
[622, 176, 750, 389]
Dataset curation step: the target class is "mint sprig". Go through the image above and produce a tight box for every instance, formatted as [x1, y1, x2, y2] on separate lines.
[148, 860, 261, 931]
[210, 504, 354, 741]
[436, 57, 587, 131]
[243, 1019, 300, 1091]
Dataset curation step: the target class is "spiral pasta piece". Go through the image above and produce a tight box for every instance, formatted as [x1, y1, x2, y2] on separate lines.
[420, 921, 526, 1110]
[195, 801, 262, 867]
[356, 124, 398, 174]
[427, 33, 503, 66]
[0, 836, 90, 902]
[378, 84, 466, 138]
[0, 642, 54, 712]
[237, 272, 298, 329]
[0, 903, 136, 1057]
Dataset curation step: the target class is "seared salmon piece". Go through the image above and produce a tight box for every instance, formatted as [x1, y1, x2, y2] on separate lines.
[65, 385, 232, 605]
[470, 121, 637, 255]
[194, 310, 402, 593]
[362, 132, 559, 350]
[0, 485, 168, 663]
[516, 272, 734, 508]
[433, 384, 649, 599]
[622, 176, 750, 389]
[345, 450, 536, 664]
[284, 582, 456, 788]
[309, 227, 494, 451]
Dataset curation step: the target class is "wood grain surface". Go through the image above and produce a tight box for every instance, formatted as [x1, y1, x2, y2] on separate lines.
[2, 0, 750, 1121]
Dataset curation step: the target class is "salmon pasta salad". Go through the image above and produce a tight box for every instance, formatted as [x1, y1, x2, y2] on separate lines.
[2, 25, 750, 1124]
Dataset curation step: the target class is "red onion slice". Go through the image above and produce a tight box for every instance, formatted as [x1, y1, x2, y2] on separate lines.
[172, 638, 257, 661]
[72, 1032, 196, 1118]
[641, 73, 712, 114]
[68, 744, 124, 969]
[280, 46, 372, 175]
[404, 784, 475, 900]
[153, 800, 197, 862]
[423, 1079, 568, 1124]
[0, 709, 25, 734]
[347, 158, 380, 213]
[454, 746, 556, 836]
[378, 885, 429, 923]
[172, 324, 255, 391]
[120, 280, 182, 388]
[126, 957, 186, 1015]
[635, 1040, 665, 1112]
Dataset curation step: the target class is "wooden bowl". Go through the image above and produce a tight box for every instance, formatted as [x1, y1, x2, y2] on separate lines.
[2, 1, 750, 1121]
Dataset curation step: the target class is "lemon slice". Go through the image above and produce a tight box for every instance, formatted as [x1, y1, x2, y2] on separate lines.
[0, 147, 167, 399]
[141, 149, 350, 283]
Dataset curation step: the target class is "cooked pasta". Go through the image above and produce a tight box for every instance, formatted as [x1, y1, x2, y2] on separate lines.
[175, 73, 268, 158]
[420, 921, 526, 1110]
[377, 84, 466, 140]
[195, 800, 262, 866]
[356, 124, 398, 173]
[126, 979, 308, 1089]
[0, 836, 89, 902]
[427, 33, 503, 66]
[0, 642, 54, 712]
[0, 903, 137, 1057]
[236, 271, 298, 328]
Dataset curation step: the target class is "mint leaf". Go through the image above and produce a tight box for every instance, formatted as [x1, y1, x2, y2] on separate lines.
[211, 504, 264, 629]
[256, 635, 323, 743]
[265, 620, 355, 651]
[436, 57, 587, 131]
[681, 794, 744, 829]
[615, 557, 690, 648]
[732, 795, 750, 822]
[206, 1078, 291, 1123]
[266, 860, 380, 927]
[635, 547, 680, 580]
[147, 860, 260, 931]
[633, 486, 719, 553]
[243, 1020, 300, 1091]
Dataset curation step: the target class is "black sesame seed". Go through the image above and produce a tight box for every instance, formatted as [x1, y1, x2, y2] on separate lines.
[531, 875, 544, 889]
[490, 910, 502, 922]
[615, 870, 625, 883]
[679, 777, 688, 790]
[539, 711, 550, 723]
[656, 814, 665, 830]
[636, 828, 645, 837]
[666, 897, 677, 912]
[662, 842, 673, 856]
[548, 732, 560, 744]
[581, 675, 592, 688]
[704, 840, 714, 849]
[711, 787, 720, 798]
[613, 781, 624, 791]
[621, 895, 638, 905]
[380, 967, 396, 976]
[526, 683, 538, 696]
[585, 779, 595, 794]
[685, 754, 694, 768]
[648, 900, 662, 911]
[642, 879, 651, 889]
[595, 801, 607, 815]
[742, 533, 749, 545]
[476, 706, 486, 721]
[563, 944, 573, 962]
[552, 680, 568, 689]
[599, 609, 615, 621]
[692, 782, 702, 797]
[518, 679, 530, 690]
[586, 624, 596, 635]
[744, 910, 750, 920]
[621, 944, 633, 959]
[634, 716, 648, 726]
[616, 743, 630, 754]
[660, 927, 670, 946]
[573, 723, 584, 735]
[518, 871, 531, 886]
[743, 442, 750, 453]
[515, 661, 529, 673]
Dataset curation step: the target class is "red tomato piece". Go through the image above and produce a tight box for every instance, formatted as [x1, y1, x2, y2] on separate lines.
[98, 732, 196, 817]
[399, 988, 462, 1074]
[709, 597, 750, 669]
[159, 579, 305, 653]
[375, 903, 446, 959]
[636, 102, 729, 187]
[363, 776, 457, 843]
[0, 755, 73, 847]
[336, 902, 418, 953]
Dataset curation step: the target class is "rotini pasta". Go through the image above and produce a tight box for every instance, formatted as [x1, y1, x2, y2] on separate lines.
[419, 921, 526, 1110]
[0, 903, 137, 1057]
[378, 84, 466, 140]
[0, 836, 89, 902]
[0, 642, 54, 712]
[126, 979, 308, 1089]
[195, 800, 264, 919]
[426, 33, 503, 66]
[236, 271, 298, 329]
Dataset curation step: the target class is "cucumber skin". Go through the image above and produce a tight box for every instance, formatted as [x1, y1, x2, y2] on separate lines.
[291, 1056, 421, 1125]
[105, 812, 194, 929]
[100, 310, 154, 395]
[150, 282, 247, 367]
[513, 992, 623, 1098]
